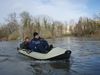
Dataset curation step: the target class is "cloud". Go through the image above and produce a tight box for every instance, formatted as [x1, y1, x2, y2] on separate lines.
[0, 0, 91, 23]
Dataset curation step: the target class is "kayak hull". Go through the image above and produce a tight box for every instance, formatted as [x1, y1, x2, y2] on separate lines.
[46, 50, 71, 60]
[17, 47, 71, 60]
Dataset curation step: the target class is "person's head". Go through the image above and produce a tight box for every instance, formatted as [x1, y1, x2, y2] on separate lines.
[24, 37, 30, 42]
[33, 32, 39, 39]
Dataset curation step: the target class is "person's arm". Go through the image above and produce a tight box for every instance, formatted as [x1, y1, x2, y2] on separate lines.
[28, 40, 37, 51]
[41, 39, 49, 49]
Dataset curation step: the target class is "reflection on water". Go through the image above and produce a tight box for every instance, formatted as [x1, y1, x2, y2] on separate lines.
[30, 60, 71, 75]
[50, 61, 70, 69]
[0, 37, 100, 75]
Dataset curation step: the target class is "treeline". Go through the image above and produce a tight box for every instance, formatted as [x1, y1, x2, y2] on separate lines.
[0, 11, 68, 40]
[0, 11, 100, 40]
[69, 16, 100, 37]
[0, 13, 19, 40]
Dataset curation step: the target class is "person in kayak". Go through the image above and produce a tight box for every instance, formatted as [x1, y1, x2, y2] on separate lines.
[29, 32, 53, 53]
[20, 37, 30, 49]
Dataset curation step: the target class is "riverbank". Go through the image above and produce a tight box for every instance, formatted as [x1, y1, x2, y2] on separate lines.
[0, 34, 100, 41]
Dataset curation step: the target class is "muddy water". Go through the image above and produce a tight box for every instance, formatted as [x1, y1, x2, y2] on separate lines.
[0, 37, 100, 75]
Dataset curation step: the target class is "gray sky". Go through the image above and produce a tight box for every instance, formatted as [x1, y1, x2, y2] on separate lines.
[0, 0, 100, 23]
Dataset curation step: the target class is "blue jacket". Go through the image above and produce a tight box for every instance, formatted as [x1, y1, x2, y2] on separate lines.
[29, 38, 49, 53]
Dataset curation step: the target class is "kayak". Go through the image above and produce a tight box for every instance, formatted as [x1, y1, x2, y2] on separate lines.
[17, 47, 71, 60]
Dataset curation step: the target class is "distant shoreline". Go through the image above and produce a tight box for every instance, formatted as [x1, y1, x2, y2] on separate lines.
[0, 35, 100, 41]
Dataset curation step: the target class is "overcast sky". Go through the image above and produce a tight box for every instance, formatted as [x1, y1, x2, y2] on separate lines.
[0, 0, 100, 23]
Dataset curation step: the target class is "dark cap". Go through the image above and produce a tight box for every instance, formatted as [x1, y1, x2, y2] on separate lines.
[33, 32, 38, 37]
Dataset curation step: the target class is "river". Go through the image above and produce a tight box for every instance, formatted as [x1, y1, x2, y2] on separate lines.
[0, 37, 100, 75]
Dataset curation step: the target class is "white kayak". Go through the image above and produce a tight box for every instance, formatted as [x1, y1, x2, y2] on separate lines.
[17, 47, 71, 60]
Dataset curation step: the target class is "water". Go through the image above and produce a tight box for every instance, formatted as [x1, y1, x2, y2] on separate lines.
[0, 37, 100, 75]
